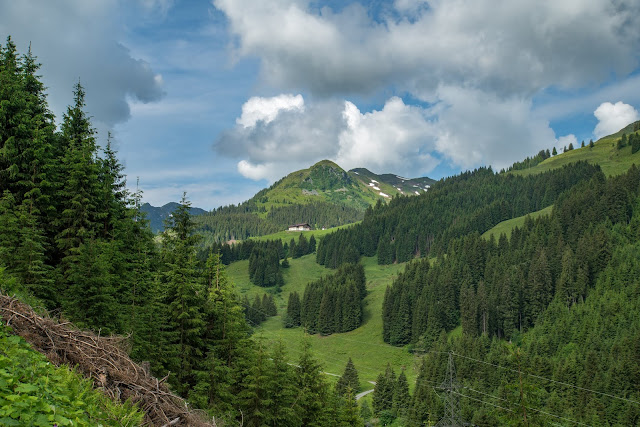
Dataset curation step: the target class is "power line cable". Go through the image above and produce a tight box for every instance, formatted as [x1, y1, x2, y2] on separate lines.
[451, 352, 640, 405]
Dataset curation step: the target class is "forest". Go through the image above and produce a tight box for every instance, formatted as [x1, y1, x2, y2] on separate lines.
[317, 161, 601, 267]
[2, 34, 640, 426]
[297, 263, 367, 335]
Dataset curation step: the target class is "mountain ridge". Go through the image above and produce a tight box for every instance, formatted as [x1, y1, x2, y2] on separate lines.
[192, 160, 436, 241]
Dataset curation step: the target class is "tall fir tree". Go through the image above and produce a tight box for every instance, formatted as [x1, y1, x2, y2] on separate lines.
[335, 357, 360, 396]
[284, 291, 301, 328]
[160, 193, 207, 394]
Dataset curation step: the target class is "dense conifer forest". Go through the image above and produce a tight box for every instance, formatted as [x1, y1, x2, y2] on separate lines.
[317, 161, 601, 267]
[298, 263, 366, 335]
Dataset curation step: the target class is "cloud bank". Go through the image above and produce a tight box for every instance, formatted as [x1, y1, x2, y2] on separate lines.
[212, 0, 640, 180]
[214, 0, 640, 99]
[216, 92, 566, 181]
[0, 0, 164, 127]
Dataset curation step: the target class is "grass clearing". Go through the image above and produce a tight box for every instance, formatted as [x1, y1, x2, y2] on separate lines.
[511, 135, 640, 178]
[482, 204, 554, 241]
[227, 254, 422, 391]
[249, 222, 359, 243]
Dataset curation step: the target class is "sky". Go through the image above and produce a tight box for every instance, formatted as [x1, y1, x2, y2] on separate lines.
[2, 0, 640, 210]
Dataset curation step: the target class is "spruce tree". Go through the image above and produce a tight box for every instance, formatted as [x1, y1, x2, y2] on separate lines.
[373, 364, 396, 414]
[393, 370, 411, 418]
[336, 357, 360, 396]
[339, 387, 364, 427]
[265, 340, 300, 426]
[285, 291, 301, 328]
[161, 193, 207, 394]
[295, 340, 330, 426]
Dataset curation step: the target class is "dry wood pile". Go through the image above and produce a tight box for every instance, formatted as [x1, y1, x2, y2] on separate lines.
[0, 292, 216, 427]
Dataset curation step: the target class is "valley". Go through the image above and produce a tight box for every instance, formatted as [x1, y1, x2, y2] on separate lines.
[2, 35, 640, 425]
[227, 254, 417, 390]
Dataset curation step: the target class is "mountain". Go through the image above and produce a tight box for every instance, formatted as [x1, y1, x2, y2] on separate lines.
[194, 160, 435, 242]
[349, 167, 435, 197]
[140, 202, 207, 233]
[251, 159, 435, 210]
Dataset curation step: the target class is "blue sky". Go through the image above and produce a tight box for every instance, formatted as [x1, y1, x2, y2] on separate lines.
[2, 0, 640, 209]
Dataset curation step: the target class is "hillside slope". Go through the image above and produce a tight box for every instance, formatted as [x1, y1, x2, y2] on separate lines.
[511, 120, 640, 177]
[195, 160, 434, 242]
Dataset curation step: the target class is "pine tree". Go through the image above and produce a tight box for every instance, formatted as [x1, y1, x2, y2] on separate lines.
[339, 387, 364, 427]
[393, 370, 411, 418]
[373, 364, 396, 414]
[295, 340, 330, 426]
[317, 290, 334, 335]
[309, 234, 317, 253]
[55, 83, 105, 311]
[284, 291, 301, 328]
[161, 193, 207, 394]
[336, 357, 360, 396]
[238, 342, 271, 427]
[265, 340, 300, 426]
[66, 238, 119, 333]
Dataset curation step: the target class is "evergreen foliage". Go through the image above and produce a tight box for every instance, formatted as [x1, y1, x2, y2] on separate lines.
[335, 357, 360, 396]
[318, 162, 600, 268]
[196, 200, 363, 244]
[505, 148, 551, 172]
[372, 364, 396, 415]
[3, 37, 640, 426]
[284, 291, 301, 328]
[300, 263, 366, 334]
[248, 245, 284, 287]
[382, 166, 640, 345]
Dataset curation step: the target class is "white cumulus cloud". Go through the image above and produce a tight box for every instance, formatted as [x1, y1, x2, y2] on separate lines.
[593, 102, 640, 139]
[431, 86, 558, 171]
[216, 92, 566, 181]
[237, 94, 304, 128]
[336, 97, 438, 173]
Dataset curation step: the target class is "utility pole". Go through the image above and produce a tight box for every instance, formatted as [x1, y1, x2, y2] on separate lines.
[435, 352, 466, 427]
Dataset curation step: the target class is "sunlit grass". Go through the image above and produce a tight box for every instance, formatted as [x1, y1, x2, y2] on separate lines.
[227, 254, 421, 391]
[481, 204, 554, 241]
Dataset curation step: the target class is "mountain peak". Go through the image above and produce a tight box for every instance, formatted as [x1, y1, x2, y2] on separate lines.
[303, 160, 352, 191]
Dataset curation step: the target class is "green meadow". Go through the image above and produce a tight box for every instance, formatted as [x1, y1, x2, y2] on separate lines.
[511, 134, 640, 178]
[481, 204, 554, 241]
[227, 254, 420, 391]
[249, 222, 359, 243]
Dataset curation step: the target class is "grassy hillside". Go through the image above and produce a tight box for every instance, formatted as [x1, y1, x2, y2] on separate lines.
[250, 222, 359, 243]
[250, 160, 436, 214]
[195, 160, 436, 243]
[511, 127, 640, 178]
[227, 254, 419, 390]
[481, 204, 554, 240]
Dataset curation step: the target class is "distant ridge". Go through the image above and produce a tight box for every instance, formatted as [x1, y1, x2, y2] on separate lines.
[140, 202, 207, 233]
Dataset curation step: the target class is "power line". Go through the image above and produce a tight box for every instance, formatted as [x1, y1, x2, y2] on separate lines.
[237, 292, 632, 425]
[452, 390, 514, 414]
[244, 314, 595, 427]
[451, 352, 640, 406]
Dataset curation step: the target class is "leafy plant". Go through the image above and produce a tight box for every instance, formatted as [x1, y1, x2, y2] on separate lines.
[0, 323, 144, 426]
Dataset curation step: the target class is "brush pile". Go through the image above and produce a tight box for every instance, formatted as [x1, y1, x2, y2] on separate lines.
[0, 292, 215, 427]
